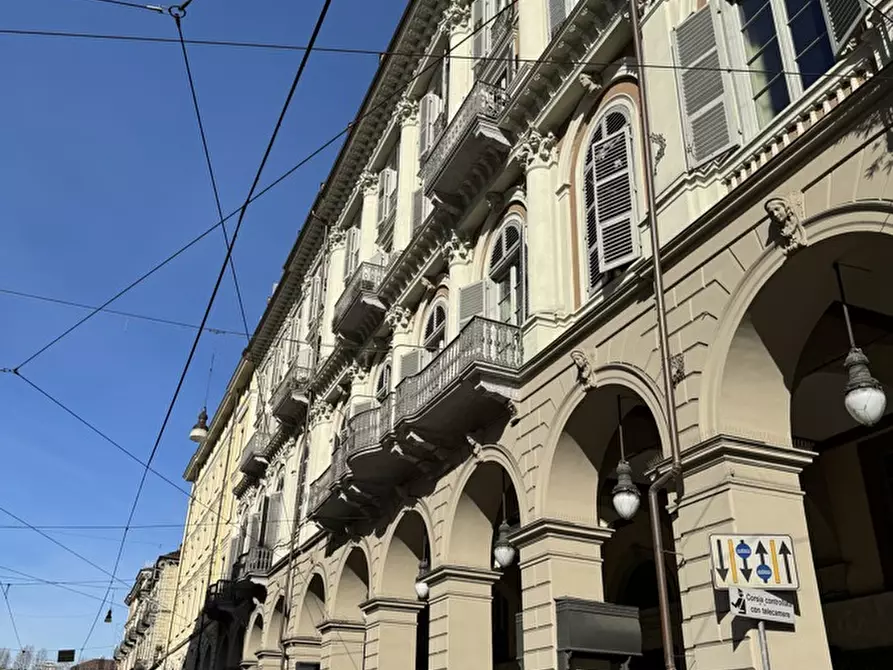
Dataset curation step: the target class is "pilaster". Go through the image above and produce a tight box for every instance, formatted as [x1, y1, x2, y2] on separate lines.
[425, 564, 500, 670]
[320, 229, 347, 353]
[669, 436, 831, 670]
[386, 305, 414, 383]
[444, 231, 474, 340]
[361, 597, 425, 670]
[442, 1, 472, 122]
[394, 98, 420, 252]
[513, 519, 613, 670]
[358, 171, 379, 262]
[518, 0, 548, 61]
[318, 619, 365, 670]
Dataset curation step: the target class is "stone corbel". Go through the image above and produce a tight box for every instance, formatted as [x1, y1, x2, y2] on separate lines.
[385, 304, 413, 334]
[765, 194, 808, 256]
[570, 349, 596, 391]
[327, 228, 346, 252]
[395, 96, 420, 125]
[358, 170, 378, 196]
[443, 230, 474, 266]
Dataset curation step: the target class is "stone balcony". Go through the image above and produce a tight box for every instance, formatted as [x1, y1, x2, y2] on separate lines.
[238, 430, 269, 478]
[239, 545, 273, 581]
[270, 348, 313, 424]
[204, 578, 263, 623]
[332, 260, 388, 339]
[308, 317, 523, 530]
[420, 80, 511, 201]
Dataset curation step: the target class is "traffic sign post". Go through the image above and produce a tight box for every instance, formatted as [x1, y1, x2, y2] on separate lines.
[709, 534, 799, 590]
[727, 587, 796, 670]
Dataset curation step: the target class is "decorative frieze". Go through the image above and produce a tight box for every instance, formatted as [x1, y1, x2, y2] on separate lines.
[765, 195, 807, 256]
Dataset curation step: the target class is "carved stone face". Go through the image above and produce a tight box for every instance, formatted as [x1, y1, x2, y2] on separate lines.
[765, 198, 790, 223]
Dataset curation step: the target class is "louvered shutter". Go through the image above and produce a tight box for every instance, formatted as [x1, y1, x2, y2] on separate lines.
[266, 493, 283, 546]
[591, 128, 640, 272]
[673, 5, 737, 168]
[247, 513, 261, 549]
[227, 536, 241, 577]
[458, 279, 490, 328]
[400, 350, 421, 381]
[472, 0, 486, 58]
[344, 227, 360, 278]
[377, 170, 387, 222]
[819, 0, 867, 55]
[549, 0, 567, 37]
[419, 95, 431, 156]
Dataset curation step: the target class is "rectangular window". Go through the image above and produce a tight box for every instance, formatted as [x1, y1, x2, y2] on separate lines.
[739, 0, 791, 127]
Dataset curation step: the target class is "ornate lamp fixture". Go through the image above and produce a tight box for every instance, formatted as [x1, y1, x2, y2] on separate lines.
[492, 472, 516, 569]
[189, 407, 209, 443]
[612, 396, 641, 520]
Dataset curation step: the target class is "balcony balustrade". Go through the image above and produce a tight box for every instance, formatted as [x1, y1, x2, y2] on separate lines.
[238, 430, 269, 478]
[204, 578, 263, 622]
[332, 261, 388, 338]
[420, 80, 510, 198]
[241, 545, 273, 578]
[270, 348, 313, 424]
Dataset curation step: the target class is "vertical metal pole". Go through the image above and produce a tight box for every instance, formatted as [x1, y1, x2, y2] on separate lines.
[757, 621, 772, 670]
[627, 0, 684, 668]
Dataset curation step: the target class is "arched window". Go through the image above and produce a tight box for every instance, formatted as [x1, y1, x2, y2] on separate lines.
[424, 301, 447, 352]
[582, 103, 640, 295]
[375, 362, 391, 402]
[489, 220, 526, 325]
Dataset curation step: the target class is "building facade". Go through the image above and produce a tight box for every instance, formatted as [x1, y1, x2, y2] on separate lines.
[114, 551, 180, 670]
[172, 0, 893, 669]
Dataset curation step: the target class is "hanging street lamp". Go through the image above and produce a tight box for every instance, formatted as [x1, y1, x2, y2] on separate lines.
[611, 396, 641, 520]
[189, 407, 209, 443]
[414, 557, 430, 601]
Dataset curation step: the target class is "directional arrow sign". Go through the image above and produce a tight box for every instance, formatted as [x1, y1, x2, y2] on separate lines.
[709, 534, 799, 590]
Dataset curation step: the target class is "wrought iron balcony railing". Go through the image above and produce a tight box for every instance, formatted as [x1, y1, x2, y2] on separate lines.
[332, 261, 389, 332]
[344, 394, 394, 458]
[307, 440, 349, 515]
[420, 81, 508, 187]
[270, 347, 313, 421]
[239, 430, 269, 478]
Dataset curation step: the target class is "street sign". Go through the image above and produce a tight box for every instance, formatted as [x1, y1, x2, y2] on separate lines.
[709, 534, 799, 590]
[56, 651, 75, 663]
[729, 587, 795, 625]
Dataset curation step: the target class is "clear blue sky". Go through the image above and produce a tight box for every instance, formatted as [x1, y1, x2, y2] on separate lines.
[0, 0, 403, 659]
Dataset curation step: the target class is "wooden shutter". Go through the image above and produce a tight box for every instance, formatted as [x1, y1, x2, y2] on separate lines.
[819, 0, 867, 55]
[458, 279, 491, 328]
[227, 536, 241, 577]
[266, 493, 283, 547]
[400, 350, 421, 381]
[377, 170, 387, 222]
[419, 95, 431, 156]
[590, 128, 640, 272]
[247, 513, 261, 549]
[344, 227, 360, 278]
[549, 0, 567, 37]
[673, 5, 736, 168]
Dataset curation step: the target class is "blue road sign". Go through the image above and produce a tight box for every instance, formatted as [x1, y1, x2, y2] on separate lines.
[756, 564, 772, 583]
[736, 541, 752, 560]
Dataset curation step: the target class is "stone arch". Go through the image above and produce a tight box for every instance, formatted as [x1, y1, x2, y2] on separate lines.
[379, 507, 434, 598]
[263, 594, 286, 650]
[330, 544, 372, 620]
[244, 611, 264, 660]
[295, 570, 327, 638]
[699, 204, 893, 443]
[443, 446, 527, 568]
[535, 361, 670, 519]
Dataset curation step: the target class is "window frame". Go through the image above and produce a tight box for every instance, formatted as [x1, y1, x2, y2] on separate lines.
[487, 218, 526, 326]
[375, 360, 392, 402]
[577, 97, 641, 300]
[423, 299, 448, 352]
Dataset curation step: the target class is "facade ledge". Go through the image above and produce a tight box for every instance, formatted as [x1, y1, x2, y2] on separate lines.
[316, 619, 366, 635]
[359, 596, 425, 615]
[422, 564, 501, 588]
[510, 518, 614, 549]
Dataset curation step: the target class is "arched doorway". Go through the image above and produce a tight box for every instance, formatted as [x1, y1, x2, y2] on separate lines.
[544, 381, 681, 669]
[449, 459, 523, 669]
[719, 230, 893, 668]
[380, 509, 431, 670]
[244, 614, 263, 665]
[327, 547, 369, 670]
[292, 574, 326, 669]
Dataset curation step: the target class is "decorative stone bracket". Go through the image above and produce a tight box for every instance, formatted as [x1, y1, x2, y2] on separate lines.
[474, 380, 520, 424]
[765, 194, 808, 256]
[570, 349, 596, 391]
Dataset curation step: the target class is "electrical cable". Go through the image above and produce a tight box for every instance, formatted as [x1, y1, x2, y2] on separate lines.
[77, 0, 335, 656]
[2, 584, 24, 650]
[0, 564, 127, 609]
[70, 0, 166, 13]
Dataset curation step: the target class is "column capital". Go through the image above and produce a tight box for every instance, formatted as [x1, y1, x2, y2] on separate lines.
[253, 650, 283, 660]
[512, 126, 558, 170]
[441, 0, 471, 33]
[385, 304, 413, 334]
[510, 517, 614, 549]
[360, 596, 425, 617]
[328, 228, 347, 252]
[395, 96, 420, 125]
[443, 230, 474, 266]
[309, 399, 334, 427]
[282, 635, 320, 648]
[359, 169, 378, 196]
[317, 619, 365, 635]
[424, 564, 500, 589]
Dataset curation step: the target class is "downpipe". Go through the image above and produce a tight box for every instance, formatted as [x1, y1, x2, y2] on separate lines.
[649, 465, 681, 670]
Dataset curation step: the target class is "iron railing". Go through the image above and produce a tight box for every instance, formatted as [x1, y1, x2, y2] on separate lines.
[490, 3, 515, 47]
[420, 81, 508, 185]
[242, 545, 273, 576]
[333, 261, 389, 328]
[270, 347, 313, 411]
[343, 317, 522, 459]
[307, 439, 349, 514]
[239, 430, 269, 474]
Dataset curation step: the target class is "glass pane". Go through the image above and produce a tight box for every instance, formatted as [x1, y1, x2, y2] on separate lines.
[797, 37, 834, 88]
[754, 74, 791, 127]
[787, 0, 833, 89]
[739, 0, 777, 59]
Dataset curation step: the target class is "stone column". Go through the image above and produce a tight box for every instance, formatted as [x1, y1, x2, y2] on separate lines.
[318, 620, 365, 670]
[386, 306, 414, 384]
[442, 1, 472, 122]
[426, 565, 499, 670]
[319, 229, 347, 355]
[443, 231, 474, 340]
[358, 171, 380, 262]
[518, 0, 549, 62]
[672, 437, 832, 669]
[513, 520, 613, 670]
[283, 636, 321, 669]
[254, 650, 281, 670]
[394, 98, 420, 253]
[514, 129, 564, 357]
[361, 597, 425, 670]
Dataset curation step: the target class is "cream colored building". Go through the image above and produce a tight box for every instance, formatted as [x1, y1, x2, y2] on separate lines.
[172, 0, 893, 669]
[114, 551, 180, 670]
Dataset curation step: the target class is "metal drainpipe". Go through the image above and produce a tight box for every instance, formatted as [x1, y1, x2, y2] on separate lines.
[627, 0, 685, 668]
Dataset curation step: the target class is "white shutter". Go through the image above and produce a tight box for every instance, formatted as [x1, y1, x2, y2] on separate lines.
[819, 0, 867, 55]
[400, 350, 421, 381]
[247, 513, 261, 548]
[591, 127, 640, 272]
[458, 279, 491, 328]
[377, 170, 387, 222]
[419, 95, 431, 156]
[344, 227, 360, 278]
[267, 493, 283, 547]
[548, 0, 567, 37]
[673, 5, 737, 168]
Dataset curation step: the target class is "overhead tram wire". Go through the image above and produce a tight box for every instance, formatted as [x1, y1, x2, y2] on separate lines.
[0, 564, 128, 610]
[1, 584, 24, 650]
[71, 0, 167, 13]
[172, 5, 251, 339]
[77, 0, 335, 657]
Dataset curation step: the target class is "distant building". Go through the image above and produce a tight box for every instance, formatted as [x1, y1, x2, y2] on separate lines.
[71, 660, 114, 670]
